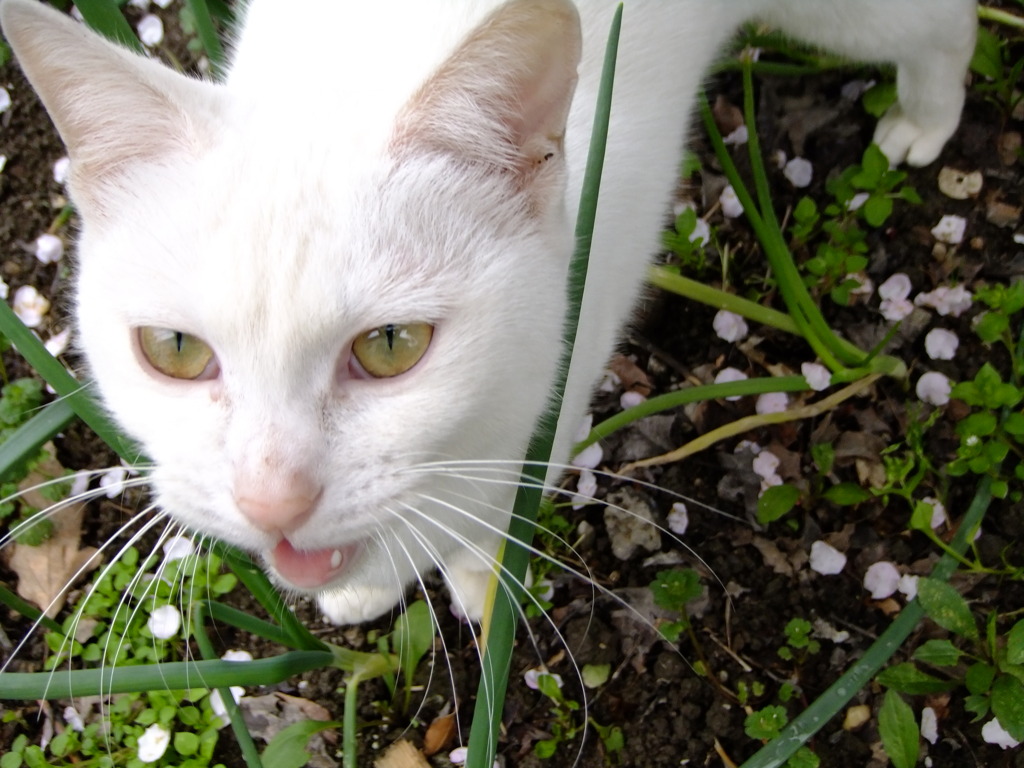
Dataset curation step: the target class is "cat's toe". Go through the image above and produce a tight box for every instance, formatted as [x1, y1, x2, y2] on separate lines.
[317, 585, 403, 625]
[873, 108, 955, 168]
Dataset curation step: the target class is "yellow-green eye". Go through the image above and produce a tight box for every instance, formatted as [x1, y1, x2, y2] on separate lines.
[352, 323, 433, 378]
[138, 327, 215, 380]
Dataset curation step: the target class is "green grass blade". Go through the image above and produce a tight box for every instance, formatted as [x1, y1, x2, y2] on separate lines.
[0, 650, 334, 699]
[73, 0, 143, 52]
[740, 474, 994, 768]
[0, 581, 62, 634]
[0, 301, 138, 461]
[185, 0, 227, 77]
[465, 6, 622, 767]
[0, 398, 76, 482]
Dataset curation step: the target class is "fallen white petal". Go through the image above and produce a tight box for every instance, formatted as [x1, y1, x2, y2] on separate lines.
[572, 469, 597, 510]
[847, 192, 870, 212]
[921, 497, 948, 529]
[571, 442, 603, 470]
[0, 279, 8, 301]
[915, 285, 973, 317]
[714, 367, 748, 400]
[930, 214, 967, 245]
[63, 706, 84, 732]
[0, 155, 6, 174]
[847, 273, 874, 296]
[449, 747, 468, 765]
[880, 297, 914, 322]
[44, 328, 71, 357]
[783, 157, 813, 188]
[924, 328, 959, 360]
[153, 0, 174, 7]
[666, 502, 689, 535]
[809, 540, 847, 575]
[863, 561, 901, 599]
[33, 233, 63, 265]
[147, 604, 181, 639]
[921, 707, 939, 745]
[898, 574, 919, 600]
[12, 285, 50, 328]
[221, 649, 254, 663]
[756, 391, 788, 415]
[713, 309, 748, 342]
[99, 466, 128, 498]
[801, 362, 831, 391]
[137, 14, 164, 46]
[52, 156, 70, 185]
[689, 218, 711, 246]
[719, 184, 744, 218]
[137, 724, 171, 763]
[982, 718, 1021, 749]
[878, 273, 912, 302]
[620, 390, 646, 410]
[752, 451, 780, 480]
[916, 371, 952, 406]
[0, 87, 11, 114]
[162, 534, 195, 563]
[573, 414, 594, 443]
[210, 686, 246, 726]
[723, 125, 749, 146]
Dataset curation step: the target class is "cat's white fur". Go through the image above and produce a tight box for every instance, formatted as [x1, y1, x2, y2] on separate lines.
[1, 0, 975, 624]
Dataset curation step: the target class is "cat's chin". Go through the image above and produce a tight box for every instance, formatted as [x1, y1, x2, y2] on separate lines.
[266, 538, 363, 591]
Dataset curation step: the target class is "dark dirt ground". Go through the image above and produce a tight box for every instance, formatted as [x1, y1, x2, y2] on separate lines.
[1, 4, 1024, 768]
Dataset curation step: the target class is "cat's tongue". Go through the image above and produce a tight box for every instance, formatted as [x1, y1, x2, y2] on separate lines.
[271, 539, 354, 589]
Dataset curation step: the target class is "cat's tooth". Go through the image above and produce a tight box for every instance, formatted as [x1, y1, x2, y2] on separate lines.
[330, 549, 343, 569]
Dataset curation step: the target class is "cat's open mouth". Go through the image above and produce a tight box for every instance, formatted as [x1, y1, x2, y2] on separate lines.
[269, 539, 361, 590]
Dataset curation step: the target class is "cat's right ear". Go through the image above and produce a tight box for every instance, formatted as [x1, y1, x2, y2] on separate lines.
[0, 0, 221, 222]
[392, 0, 582, 209]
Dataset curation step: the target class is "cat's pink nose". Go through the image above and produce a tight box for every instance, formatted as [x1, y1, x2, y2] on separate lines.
[234, 474, 322, 533]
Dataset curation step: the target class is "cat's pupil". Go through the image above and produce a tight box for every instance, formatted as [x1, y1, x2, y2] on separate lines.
[175, 332, 185, 353]
[384, 324, 395, 350]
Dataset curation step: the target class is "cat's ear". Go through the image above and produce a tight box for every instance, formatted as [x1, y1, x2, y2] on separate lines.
[393, 0, 582, 203]
[0, 0, 221, 221]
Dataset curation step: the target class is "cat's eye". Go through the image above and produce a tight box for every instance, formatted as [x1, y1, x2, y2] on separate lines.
[351, 323, 433, 378]
[138, 327, 215, 380]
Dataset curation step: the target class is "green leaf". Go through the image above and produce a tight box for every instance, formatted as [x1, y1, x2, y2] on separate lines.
[785, 746, 820, 768]
[970, 27, 1004, 80]
[876, 663, 956, 695]
[912, 639, 962, 667]
[1007, 620, 1024, 665]
[174, 731, 200, 756]
[966, 662, 996, 695]
[534, 738, 558, 759]
[649, 569, 702, 612]
[0, 752, 22, 768]
[917, 577, 978, 639]
[862, 194, 893, 228]
[260, 719, 342, 768]
[991, 675, 1024, 741]
[745, 705, 788, 740]
[879, 690, 919, 768]
[823, 482, 871, 506]
[973, 311, 1009, 343]
[392, 600, 435, 684]
[861, 82, 898, 118]
[757, 484, 801, 524]
[581, 663, 611, 689]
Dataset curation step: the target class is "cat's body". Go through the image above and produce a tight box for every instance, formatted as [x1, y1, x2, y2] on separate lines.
[1, 0, 976, 624]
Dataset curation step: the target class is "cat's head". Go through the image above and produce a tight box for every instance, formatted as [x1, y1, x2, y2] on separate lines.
[1, 0, 582, 602]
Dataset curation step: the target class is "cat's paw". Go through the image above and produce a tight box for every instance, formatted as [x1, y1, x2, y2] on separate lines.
[317, 584, 403, 625]
[873, 104, 959, 168]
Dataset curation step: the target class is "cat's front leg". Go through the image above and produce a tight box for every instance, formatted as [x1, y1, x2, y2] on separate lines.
[872, 5, 977, 166]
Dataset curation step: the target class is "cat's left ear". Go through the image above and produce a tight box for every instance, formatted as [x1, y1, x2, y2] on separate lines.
[0, 0, 222, 222]
[392, 0, 582, 205]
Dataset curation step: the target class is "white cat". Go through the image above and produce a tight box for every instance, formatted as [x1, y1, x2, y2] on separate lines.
[0, 0, 976, 625]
